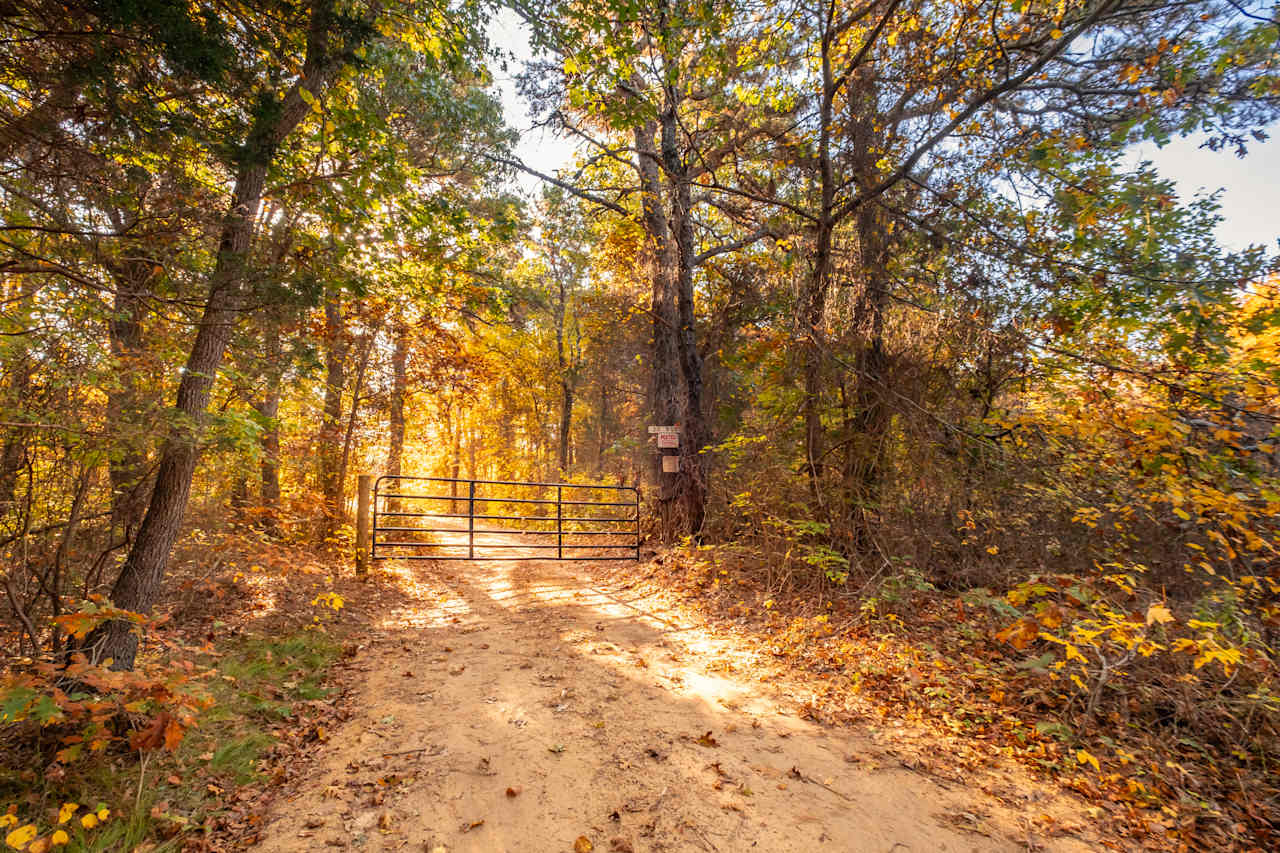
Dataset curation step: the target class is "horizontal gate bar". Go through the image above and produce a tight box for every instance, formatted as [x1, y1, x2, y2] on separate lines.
[375, 512, 633, 523]
[378, 550, 640, 558]
[376, 474, 637, 490]
[373, 513, 633, 523]
[378, 493, 634, 508]
[376, 527, 639, 537]
[375, 541, 634, 550]
[371, 473, 639, 563]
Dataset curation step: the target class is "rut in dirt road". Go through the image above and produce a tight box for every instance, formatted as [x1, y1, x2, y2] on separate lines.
[256, 550, 1097, 852]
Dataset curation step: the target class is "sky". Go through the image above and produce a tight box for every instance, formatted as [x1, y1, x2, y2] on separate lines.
[486, 11, 1280, 255]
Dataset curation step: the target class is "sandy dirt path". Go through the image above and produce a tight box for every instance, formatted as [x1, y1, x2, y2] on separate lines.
[256, 538, 1096, 853]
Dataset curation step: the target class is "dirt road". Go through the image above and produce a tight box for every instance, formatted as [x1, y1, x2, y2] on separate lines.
[256, 542, 1095, 852]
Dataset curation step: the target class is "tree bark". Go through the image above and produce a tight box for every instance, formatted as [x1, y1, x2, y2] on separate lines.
[658, 84, 707, 538]
[337, 328, 375, 503]
[0, 358, 32, 514]
[634, 119, 686, 539]
[841, 207, 892, 505]
[799, 4, 839, 497]
[256, 311, 283, 536]
[85, 0, 349, 669]
[257, 390, 281, 536]
[595, 380, 609, 474]
[318, 296, 347, 544]
[554, 273, 575, 475]
[386, 320, 409, 511]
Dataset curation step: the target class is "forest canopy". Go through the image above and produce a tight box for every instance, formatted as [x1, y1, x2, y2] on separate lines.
[1, 0, 1278, 849]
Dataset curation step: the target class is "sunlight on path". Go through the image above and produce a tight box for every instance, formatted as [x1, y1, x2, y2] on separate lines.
[255, 535, 1098, 852]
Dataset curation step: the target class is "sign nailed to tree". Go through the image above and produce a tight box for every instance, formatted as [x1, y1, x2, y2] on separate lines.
[648, 425, 678, 434]
[662, 455, 680, 473]
[656, 432, 679, 448]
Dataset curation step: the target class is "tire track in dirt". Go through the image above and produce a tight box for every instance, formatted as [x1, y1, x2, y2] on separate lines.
[256, 532, 1098, 852]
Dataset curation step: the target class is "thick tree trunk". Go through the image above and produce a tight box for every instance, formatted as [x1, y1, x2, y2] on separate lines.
[659, 97, 707, 538]
[87, 161, 269, 669]
[84, 0, 347, 669]
[318, 296, 347, 543]
[634, 119, 686, 539]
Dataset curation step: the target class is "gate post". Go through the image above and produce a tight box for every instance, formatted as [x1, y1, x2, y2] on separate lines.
[468, 480, 476, 560]
[556, 485, 563, 560]
[356, 473, 372, 578]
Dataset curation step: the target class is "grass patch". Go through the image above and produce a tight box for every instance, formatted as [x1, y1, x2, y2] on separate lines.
[1, 628, 342, 852]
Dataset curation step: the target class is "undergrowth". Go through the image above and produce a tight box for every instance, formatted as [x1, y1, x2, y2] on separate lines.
[1, 629, 340, 852]
[652, 543, 1278, 851]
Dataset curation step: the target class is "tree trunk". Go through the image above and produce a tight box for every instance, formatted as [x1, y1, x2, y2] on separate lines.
[318, 296, 347, 544]
[841, 203, 892, 528]
[0, 358, 32, 514]
[595, 380, 609, 474]
[659, 90, 707, 538]
[386, 321, 409, 511]
[799, 4, 839, 498]
[87, 167, 269, 669]
[257, 312, 283, 536]
[338, 329, 375, 503]
[105, 258, 155, 536]
[634, 119, 685, 539]
[229, 475, 249, 521]
[84, 0, 348, 669]
[257, 390, 281, 537]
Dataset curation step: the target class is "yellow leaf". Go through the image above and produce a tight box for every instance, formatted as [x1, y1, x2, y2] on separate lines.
[95, 809, 108, 822]
[574, 837, 594, 853]
[5, 824, 37, 850]
[57, 804, 76, 825]
[26, 839, 48, 853]
[49, 832, 68, 848]
[1076, 749, 1100, 772]
[79, 814, 98, 830]
[1145, 604, 1173, 626]
[986, 545, 999, 555]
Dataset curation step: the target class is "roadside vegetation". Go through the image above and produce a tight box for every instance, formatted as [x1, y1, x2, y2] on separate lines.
[2, 0, 1277, 849]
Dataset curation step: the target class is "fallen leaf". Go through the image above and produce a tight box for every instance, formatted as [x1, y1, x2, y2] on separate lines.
[506, 786, 522, 798]
[6, 824, 37, 851]
[459, 819, 484, 833]
[697, 731, 718, 747]
[574, 836, 594, 853]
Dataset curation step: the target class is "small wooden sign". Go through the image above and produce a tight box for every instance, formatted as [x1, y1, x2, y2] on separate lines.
[648, 425, 678, 434]
[661, 455, 680, 473]
[656, 432, 679, 449]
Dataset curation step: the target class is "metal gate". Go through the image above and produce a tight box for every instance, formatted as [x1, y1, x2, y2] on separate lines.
[370, 475, 640, 562]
